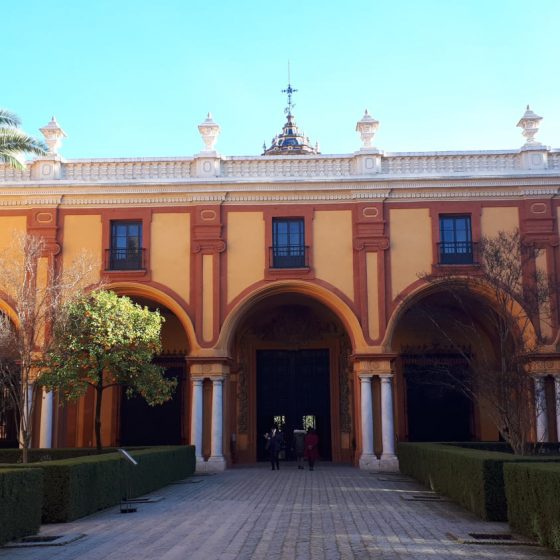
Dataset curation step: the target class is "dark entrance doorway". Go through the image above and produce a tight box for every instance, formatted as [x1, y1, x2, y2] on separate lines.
[405, 362, 472, 442]
[257, 349, 331, 461]
[120, 358, 185, 446]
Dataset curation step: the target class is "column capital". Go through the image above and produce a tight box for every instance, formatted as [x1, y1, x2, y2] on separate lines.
[189, 360, 230, 378]
[358, 373, 374, 381]
[353, 355, 395, 377]
[378, 373, 394, 381]
[191, 377, 205, 384]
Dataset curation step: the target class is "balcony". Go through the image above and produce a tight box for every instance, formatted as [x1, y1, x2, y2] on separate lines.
[438, 241, 478, 265]
[269, 246, 309, 269]
[106, 248, 146, 271]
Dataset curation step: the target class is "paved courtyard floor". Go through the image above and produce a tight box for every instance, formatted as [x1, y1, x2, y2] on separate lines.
[1, 463, 557, 560]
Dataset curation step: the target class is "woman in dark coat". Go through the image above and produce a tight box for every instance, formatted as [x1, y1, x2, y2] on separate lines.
[304, 428, 319, 471]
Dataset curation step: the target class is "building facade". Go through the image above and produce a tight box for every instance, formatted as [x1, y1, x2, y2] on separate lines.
[1, 103, 560, 471]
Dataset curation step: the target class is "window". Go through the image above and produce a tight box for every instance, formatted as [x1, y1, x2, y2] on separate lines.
[108, 221, 144, 270]
[271, 218, 307, 268]
[438, 215, 474, 264]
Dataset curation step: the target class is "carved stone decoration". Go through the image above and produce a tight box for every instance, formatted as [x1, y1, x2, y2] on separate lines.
[339, 336, 352, 433]
[39, 116, 67, 155]
[198, 113, 221, 152]
[248, 306, 342, 344]
[355, 109, 379, 149]
[517, 105, 543, 146]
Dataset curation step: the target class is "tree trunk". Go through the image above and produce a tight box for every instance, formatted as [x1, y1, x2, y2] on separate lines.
[94, 382, 104, 453]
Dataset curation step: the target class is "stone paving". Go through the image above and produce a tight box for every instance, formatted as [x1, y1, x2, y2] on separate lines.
[1, 463, 557, 560]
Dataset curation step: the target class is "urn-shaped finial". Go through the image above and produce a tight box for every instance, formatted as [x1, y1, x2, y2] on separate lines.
[198, 112, 221, 152]
[516, 105, 543, 146]
[356, 109, 379, 149]
[39, 116, 67, 155]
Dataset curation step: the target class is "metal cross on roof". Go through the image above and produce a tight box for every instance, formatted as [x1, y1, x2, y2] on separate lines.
[282, 63, 297, 116]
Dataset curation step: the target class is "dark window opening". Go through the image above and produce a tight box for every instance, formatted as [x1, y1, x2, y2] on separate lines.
[271, 218, 308, 268]
[108, 221, 144, 270]
[438, 215, 475, 264]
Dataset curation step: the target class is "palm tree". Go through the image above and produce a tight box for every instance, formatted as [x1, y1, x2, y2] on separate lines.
[0, 109, 48, 169]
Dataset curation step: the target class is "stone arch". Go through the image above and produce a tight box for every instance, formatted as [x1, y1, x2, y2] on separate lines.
[382, 277, 538, 353]
[0, 298, 19, 329]
[104, 282, 198, 352]
[217, 280, 368, 356]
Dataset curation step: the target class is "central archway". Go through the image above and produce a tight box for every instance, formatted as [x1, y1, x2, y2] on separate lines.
[228, 291, 355, 464]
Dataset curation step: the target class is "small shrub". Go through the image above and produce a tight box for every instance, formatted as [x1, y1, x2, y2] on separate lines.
[0, 468, 43, 545]
[504, 462, 560, 551]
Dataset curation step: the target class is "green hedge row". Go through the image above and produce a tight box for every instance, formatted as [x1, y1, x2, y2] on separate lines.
[0, 468, 43, 546]
[397, 442, 560, 521]
[2, 445, 195, 523]
[0, 448, 117, 464]
[504, 462, 560, 551]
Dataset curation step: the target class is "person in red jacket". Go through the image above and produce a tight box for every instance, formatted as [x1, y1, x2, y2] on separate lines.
[304, 428, 319, 471]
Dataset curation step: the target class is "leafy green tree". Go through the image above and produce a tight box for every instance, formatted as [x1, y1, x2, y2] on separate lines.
[0, 110, 47, 169]
[40, 290, 176, 451]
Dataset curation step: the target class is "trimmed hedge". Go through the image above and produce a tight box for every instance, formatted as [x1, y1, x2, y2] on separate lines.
[0, 468, 43, 545]
[0, 448, 116, 464]
[398, 442, 560, 521]
[504, 462, 560, 551]
[2, 445, 195, 523]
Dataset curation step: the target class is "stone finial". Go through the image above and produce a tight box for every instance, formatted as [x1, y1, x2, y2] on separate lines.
[39, 116, 67, 155]
[516, 105, 543, 146]
[356, 109, 379, 149]
[198, 113, 221, 152]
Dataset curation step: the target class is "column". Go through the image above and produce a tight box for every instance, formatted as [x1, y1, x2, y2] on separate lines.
[39, 389, 53, 448]
[379, 374, 397, 459]
[555, 376, 560, 443]
[534, 376, 548, 443]
[358, 374, 376, 470]
[208, 377, 226, 471]
[190, 378, 204, 462]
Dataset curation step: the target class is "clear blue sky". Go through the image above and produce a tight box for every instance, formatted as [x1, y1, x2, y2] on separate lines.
[4, 0, 560, 159]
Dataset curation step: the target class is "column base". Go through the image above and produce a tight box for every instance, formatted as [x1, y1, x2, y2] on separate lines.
[378, 455, 400, 473]
[201, 456, 227, 473]
[194, 456, 206, 473]
[358, 453, 378, 471]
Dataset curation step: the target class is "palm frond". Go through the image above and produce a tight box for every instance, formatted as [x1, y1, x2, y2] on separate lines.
[0, 152, 25, 169]
[0, 130, 48, 157]
[0, 109, 21, 128]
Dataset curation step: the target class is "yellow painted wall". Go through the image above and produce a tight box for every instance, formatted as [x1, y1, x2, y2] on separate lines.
[536, 251, 552, 339]
[151, 213, 190, 304]
[35, 256, 49, 347]
[0, 216, 27, 300]
[390, 208, 432, 299]
[366, 252, 379, 340]
[313, 211, 354, 301]
[227, 212, 265, 304]
[202, 254, 213, 342]
[481, 207, 519, 237]
[0, 216, 26, 250]
[62, 215, 102, 287]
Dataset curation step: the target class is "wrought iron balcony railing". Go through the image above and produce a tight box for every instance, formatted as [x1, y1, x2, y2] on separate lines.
[106, 248, 146, 271]
[438, 241, 478, 265]
[269, 245, 309, 269]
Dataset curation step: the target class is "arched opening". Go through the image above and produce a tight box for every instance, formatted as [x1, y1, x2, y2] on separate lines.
[117, 295, 190, 446]
[0, 307, 18, 448]
[229, 292, 354, 464]
[391, 289, 501, 443]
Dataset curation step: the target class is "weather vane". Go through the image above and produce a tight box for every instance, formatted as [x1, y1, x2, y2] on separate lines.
[282, 61, 297, 116]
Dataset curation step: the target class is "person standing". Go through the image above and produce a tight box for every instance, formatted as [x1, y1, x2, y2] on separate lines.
[304, 428, 319, 471]
[293, 429, 306, 469]
[264, 426, 282, 470]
